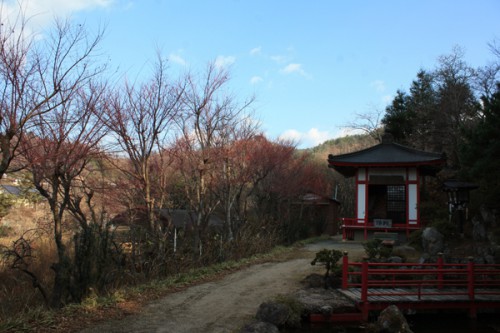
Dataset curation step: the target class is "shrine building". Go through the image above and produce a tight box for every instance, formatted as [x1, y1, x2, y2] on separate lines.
[327, 134, 445, 241]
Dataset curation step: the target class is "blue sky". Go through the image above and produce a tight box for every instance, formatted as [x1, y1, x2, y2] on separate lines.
[4, 0, 500, 148]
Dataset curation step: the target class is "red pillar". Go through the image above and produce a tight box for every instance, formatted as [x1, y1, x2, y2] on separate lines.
[361, 260, 368, 302]
[361, 259, 369, 321]
[437, 253, 444, 289]
[467, 256, 477, 319]
[342, 251, 349, 289]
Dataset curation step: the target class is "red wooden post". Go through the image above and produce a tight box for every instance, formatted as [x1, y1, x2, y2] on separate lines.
[467, 257, 475, 300]
[361, 259, 368, 302]
[363, 218, 368, 240]
[361, 259, 369, 321]
[342, 251, 349, 289]
[437, 253, 444, 289]
[342, 219, 346, 240]
[467, 257, 477, 319]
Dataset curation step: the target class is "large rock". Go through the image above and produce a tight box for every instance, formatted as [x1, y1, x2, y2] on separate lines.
[301, 273, 339, 289]
[472, 217, 487, 241]
[255, 301, 289, 327]
[376, 305, 413, 333]
[301, 273, 325, 288]
[238, 321, 279, 333]
[392, 245, 420, 262]
[422, 227, 444, 256]
[294, 288, 356, 315]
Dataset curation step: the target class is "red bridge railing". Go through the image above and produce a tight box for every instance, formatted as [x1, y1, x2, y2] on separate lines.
[341, 253, 500, 318]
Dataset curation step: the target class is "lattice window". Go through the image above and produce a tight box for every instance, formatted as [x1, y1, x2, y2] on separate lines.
[387, 185, 405, 212]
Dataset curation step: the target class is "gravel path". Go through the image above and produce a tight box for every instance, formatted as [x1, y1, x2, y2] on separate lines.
[80, 237, 364, 333]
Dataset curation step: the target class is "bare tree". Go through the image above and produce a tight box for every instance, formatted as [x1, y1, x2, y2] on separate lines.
[488, 38, 500, 60]
[103, 55, 183, 235]
[21, 80, 107, 308]
[214, 118, 259, 241]
[174, 62, 254, 256]
[344, 109, 385, 142]
[0, 6, 105, 178]
[475, 39, 500, 101]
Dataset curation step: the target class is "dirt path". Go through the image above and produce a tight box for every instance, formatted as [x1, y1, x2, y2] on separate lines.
[80, 238, 364, 333]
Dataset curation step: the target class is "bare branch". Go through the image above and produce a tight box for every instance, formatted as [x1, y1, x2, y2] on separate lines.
[0, 4, 106, 178]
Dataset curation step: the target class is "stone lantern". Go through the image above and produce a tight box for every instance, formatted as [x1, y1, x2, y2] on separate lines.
[443, 179, 478, 235]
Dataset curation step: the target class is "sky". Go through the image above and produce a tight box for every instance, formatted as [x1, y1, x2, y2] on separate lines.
[2, 0, 500, 148]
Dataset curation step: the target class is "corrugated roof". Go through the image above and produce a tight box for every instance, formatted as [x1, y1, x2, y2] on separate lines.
[0, 185, 22, 196]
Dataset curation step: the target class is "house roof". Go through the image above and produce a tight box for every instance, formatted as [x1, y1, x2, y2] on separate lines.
[0, 185, 22, 196]
[327, 134, 445, 177]
[294, 192, 340, 205]
[110, 208, 224, 230]
[165, 209, 224, 228]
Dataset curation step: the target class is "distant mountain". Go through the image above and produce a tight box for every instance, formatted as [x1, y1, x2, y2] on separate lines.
[304, 133, 377, 161]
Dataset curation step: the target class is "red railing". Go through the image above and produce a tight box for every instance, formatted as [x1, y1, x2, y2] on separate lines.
[341, 253, 500, 302]
[341, 217, 420, 240]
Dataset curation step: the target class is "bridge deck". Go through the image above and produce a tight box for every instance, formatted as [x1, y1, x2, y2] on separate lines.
[339, 288, 500, 303]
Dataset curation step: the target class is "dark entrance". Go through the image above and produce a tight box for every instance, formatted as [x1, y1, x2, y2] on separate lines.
[368, 184, 406, 224]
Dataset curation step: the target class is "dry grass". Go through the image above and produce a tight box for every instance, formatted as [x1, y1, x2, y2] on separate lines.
[0, 241, 304, 332]
[0, 231, 57, 323]
[0, 205, 314, 332]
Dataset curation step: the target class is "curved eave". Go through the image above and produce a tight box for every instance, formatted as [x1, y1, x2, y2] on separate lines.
[328, 159, 445, 178]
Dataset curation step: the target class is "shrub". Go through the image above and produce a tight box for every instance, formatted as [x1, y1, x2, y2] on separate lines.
[310, 248, 343, 288]
[363, 239, 392, 260]
[0, 224, 13, 238]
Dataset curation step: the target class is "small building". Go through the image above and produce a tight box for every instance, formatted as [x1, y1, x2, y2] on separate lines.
[292, 192, 341, 236]
[327, 134, 445, 241]
[110, 208, 224, 252]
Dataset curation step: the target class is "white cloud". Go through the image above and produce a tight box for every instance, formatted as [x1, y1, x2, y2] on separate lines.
[282, 63, 301, 74]
[250, 76, 263, 85]
[214, 55, 236, 69]
[2, 0, 113, 31]
[336, 127, 365, 138]
[370, 80, 386, 93]
[169, 53, 187, 66]
[279, 128, 331, 148]
[270, 55, 288, 64]
[250, 46, 262, 56]
[281, 63, 311, 79]
[279, 129, 302, 142]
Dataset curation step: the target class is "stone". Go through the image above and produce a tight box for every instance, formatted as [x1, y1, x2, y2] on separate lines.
[319, 305, 333, 315]
[472, 217, 487, 241]
[294, 288, 356, 315]
[392, 245, 420, 262]
[422, 227, 444, 256]
[238, 321, 279, 333]
[480, 206, 497, 226]
[301, 273, 325, 288]
[376, 305, 414, 333]
[255, 301, 289, 327]
[388, 256, 403, 263]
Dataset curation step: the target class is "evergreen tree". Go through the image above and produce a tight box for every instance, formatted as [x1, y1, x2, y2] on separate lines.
[460, 83, 500, 208]
[407, 70, 439, 151]
[382, 90, 413, 144]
